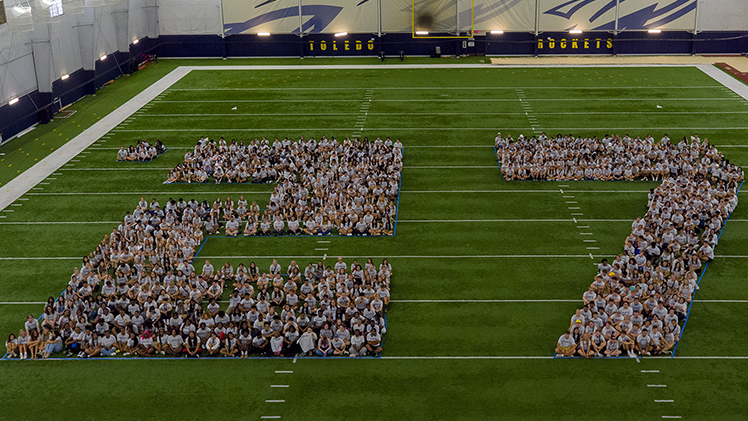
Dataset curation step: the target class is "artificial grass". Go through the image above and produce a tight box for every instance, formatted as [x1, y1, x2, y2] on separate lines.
[2, 62, 748, 420]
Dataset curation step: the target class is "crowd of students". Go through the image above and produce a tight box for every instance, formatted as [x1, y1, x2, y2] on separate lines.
[164, 136, 403, 236]
[495, 132, 743, 358]
[116, 140, 166, 162]
[3, 195, 391, 359]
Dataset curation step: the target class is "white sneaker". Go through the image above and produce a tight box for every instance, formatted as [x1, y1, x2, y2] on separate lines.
[123, 352, 130, 356]
[161, 351, 165, 355]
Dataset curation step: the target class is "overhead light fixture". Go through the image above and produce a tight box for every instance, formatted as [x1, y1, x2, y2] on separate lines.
[61, 74, 70, 80]
[415, 31, 429, 35]
[490, 30, 504, 34]
[569, 29, 583, 34]
[334, 32, 348, 37]
[100, 54, 107, 60]
[257, 32, 271, 36]
[648, 29, 661, 33]
[132, 39, 139, 44]
[9, 98, 20, 105]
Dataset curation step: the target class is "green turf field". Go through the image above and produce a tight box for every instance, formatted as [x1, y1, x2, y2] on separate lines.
[2, 60, 748, 420]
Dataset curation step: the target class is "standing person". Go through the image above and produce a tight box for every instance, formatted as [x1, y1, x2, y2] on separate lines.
[25, 315, 39, 336]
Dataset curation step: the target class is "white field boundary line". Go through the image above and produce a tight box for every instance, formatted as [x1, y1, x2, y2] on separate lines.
[109, 127, 748, 132]
[152, 98, 739, 103]
[0, 67, 192, 212]
[697, 64, 748, 102]
[133, 111, 748, 116]
[166, 86, 722, 91]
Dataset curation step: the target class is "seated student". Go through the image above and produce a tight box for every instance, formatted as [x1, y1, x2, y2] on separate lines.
[65, 326, 86, 357]
[220, 332, 239, 357]
[237, 329, 252, 359]
[5, 333, 19, 358]
[269, 331, 285, 357]
[660, 326, 675, 355]
[353, 219, 368, 236]
[555, 330, 576, 357]
[349, 329, 367, 357]
[331, 334, 346, 356]
[41, 330, 63, 359]
[365, 328, 382, 355]
[272, 217, 285, 236]
[81, 333, 101, 358]
[287, 217, 300, 235]
[635, 329, 654, 356]
[316, 336, 333, 357]
[250, 329, 268, 355]
[604, 333, 622, 357]
[297, 327, 317, 356]
[99, 330, 118, 357]
[117, 147, 128, 161]
[120, 332, 139, 356]
[243, 218, 257, 236]
[26, 330, 40, 360]
[260, 218, 272, 236]
[164, 329, 183, 356]
[576, 333, 594, 358]
[205, 332, 221, 357]
[224, 216, 240, 237]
